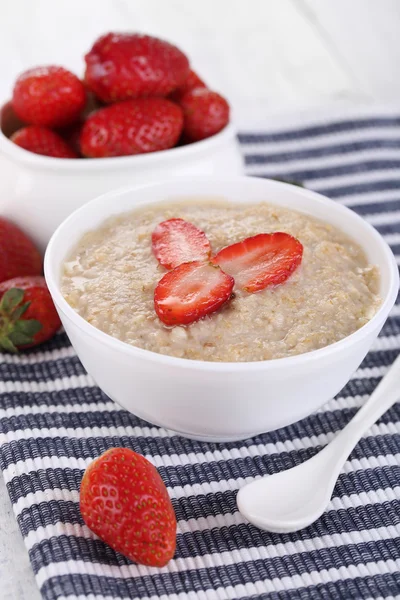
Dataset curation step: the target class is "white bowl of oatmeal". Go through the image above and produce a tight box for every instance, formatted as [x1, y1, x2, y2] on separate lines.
[44, 177, 399, 442]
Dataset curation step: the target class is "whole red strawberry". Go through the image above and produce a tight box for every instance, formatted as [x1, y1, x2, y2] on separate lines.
[169, 69, 206, 103]
[180, 88, 230, 142]
[11, 126, 78, 158]
[84, 33, 190, 103]
[12, 66, 86, 128]
[80, 448, 177, 567]
[80, 98, 183, 158]
[0, 276, 61, 352]
[0, 101, 26, 138]
[0, 217, 42, 284]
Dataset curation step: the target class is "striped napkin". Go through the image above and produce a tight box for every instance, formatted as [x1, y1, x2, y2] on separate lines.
[1, 110, 400, 600]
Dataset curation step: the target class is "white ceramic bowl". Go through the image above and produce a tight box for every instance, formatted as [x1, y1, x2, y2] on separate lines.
[0, 104, 243, 252]
[44, 177, 399, 442]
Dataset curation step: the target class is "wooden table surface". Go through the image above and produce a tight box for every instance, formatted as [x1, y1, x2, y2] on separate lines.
[0, 1, 399, 598]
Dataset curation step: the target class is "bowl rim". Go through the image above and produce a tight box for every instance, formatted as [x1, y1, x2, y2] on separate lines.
[44, 176, 399, 372]
[0, 105, 236, 171]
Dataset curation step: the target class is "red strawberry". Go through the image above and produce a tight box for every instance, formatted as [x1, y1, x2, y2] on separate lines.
[154, 261, 234, 326]
[58, 90, 103, 157]
[152, 218, 211, 270]
[0, 217, 42, 284]
[0, 276, 61, 352]
[12, 66, 86, 128]
[212, 232, 303, 293]
[170, 70, 206, 103]
[11, 126, 78, 158]
[179, 88, 230, 142]
[80, 448, 176, 567]
[0, 101, 26, 138]
[59, 123, 83, 157]
[80, 98, 183, 158]
[85, 33, 190, 103]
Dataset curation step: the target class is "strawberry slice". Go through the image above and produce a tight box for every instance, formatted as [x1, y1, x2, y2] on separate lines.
[212, 232, 303, 293]
[152, 218, 211, 270]
[154, 261, 234, 326]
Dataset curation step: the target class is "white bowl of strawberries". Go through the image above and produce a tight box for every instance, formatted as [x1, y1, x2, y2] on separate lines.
[0, 33, 243, 252]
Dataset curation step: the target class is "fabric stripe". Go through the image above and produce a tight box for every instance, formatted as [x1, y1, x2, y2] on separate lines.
[238, 117, 400, 143]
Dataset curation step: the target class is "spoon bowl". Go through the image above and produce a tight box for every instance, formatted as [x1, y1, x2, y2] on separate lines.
[237, 353, 400, 533]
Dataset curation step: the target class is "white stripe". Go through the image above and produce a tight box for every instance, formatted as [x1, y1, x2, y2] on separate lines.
[372, 335, 400, 351]
[308, 168, 400, 189]
[336, 190, 400, 207]
[245, 148, 400, 177]
[0, 345, 76, 365]
[6, 448, 400, 509]
[0, 400, 122, 419]
[391, 305, 400, 317]
[34, 556, 400, 597]
[0, 374, 95, 393]
[0, 394, 366, 422]
[353, 365, 388, 379]
[0, 389, 369, 423]
[24, 521, 400, 582]
[383, 233, 400, 245]
[241, 127, 400, 154]
[364, 210, 400, 226]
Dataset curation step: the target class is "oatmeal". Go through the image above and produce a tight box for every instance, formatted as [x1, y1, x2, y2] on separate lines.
[61, 200, 381, 362]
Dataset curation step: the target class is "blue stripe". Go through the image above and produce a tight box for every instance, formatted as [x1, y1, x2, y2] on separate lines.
[315, 179, 400, 198]
[247, 160, 400, 184]
[28, 533, 400, 591]
[13, 462, 400, 540]
[0, 356, 86, 383]
[0, 378, 397, 441]
[244, 138, 400, 165]
[39, 570, 400, 600]
[238, 117, 400, 143]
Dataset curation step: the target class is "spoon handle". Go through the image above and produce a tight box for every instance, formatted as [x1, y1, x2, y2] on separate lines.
[323, 353, 400, 470]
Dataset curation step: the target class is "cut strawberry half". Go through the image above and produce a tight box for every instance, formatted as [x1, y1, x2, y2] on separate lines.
[154, 261, 234, 326]
[152, 218, 211, 270]
[212, 232, 303, 293]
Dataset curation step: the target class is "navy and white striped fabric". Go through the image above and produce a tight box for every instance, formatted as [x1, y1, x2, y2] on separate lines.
[1, 111, 400, 600]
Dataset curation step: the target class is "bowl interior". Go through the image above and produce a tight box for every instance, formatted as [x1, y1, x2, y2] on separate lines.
[46, 176, 396, 298]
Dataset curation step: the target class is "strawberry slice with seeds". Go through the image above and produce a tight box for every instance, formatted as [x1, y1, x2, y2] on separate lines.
[152, 218, 211, 270]
[154, 261, 234, 326]
[212, 232, 303, 293]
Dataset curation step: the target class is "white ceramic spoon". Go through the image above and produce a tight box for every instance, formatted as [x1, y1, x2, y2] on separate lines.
[237, 354, 400, 533]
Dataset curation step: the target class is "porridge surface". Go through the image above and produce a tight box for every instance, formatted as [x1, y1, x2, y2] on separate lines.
[61, 200, 381, 362]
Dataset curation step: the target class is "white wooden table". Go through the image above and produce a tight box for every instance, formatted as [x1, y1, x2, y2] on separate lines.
[1, 1, 399, 597]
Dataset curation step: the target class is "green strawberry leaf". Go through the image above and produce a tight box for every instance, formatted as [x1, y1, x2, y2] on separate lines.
[0, 288, 25, 313]
[8, 331, 35, 346]
[14, 319, 42, 337]
[11, 302, 31, 321]
[0, 336, 18, 353]
[0, 284, 42, 351]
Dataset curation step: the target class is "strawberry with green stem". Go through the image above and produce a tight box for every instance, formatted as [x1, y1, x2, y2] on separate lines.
[0, 276, 61, 352]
